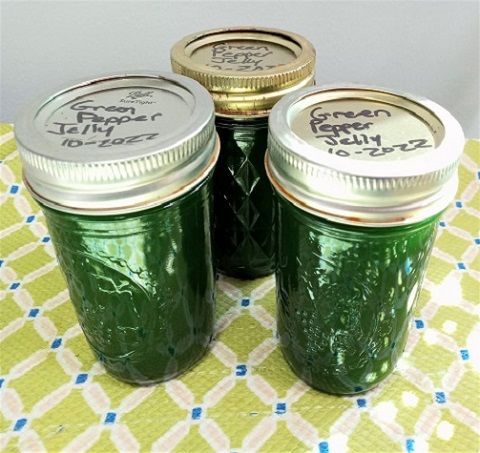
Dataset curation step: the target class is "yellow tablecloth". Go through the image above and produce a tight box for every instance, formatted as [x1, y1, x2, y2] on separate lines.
[1, 123, 479, 452]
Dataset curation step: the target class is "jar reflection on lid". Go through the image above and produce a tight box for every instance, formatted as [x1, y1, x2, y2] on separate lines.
[266, 84, 465, 226]
[170, 27, 316, 116]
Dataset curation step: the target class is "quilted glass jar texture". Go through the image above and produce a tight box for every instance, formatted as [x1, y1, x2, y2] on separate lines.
[171, 27, 316, 278]
[213, 116, 276, 278]
[41, 178, 215, 384]
[1, 123, 479, 451]
[14, 73, 219, 384]
[276, 194, 440, 393]
[266, 85, 465, 394]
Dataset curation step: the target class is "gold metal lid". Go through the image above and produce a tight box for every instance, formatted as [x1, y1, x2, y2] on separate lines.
[266, 84, 465, 227]
[170, 27, 316, 116]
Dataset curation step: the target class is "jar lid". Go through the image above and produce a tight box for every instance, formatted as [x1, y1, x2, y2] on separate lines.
[15, 72, 219, 215]
[266, 84, 465, 226]
[170, 27, 316, 116]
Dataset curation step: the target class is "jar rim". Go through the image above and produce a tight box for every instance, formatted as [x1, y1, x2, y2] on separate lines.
[15, 72, 219, 215]
[170, 26, 316, 115]
[266, 84, 464, 226]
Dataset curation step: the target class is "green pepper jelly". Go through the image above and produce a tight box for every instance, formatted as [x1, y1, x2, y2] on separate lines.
[276, 194, 441, 393]
[15, 73, 220, 384]
[213, 115, 274, 278]
[171, 27, 316, 278]
[41, 177, 213, 384]
[266, 85, 464, 394]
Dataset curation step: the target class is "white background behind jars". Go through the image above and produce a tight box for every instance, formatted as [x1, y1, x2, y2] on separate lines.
[1, 0, 478, 138]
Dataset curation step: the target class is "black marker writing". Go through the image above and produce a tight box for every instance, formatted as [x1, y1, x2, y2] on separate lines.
[324, 134, 382, 147]
[50, 96, 164, 149]
[47, 122, 115, 138]
[60, 133, 160, 148]
[209, 42, 276, 71]
[315, 122, 374, 138]
[75, 111, 162, 127]
[213, 43, 270, 52]
[310, 107, 391, 134]
[71, 99, 137, 115]
[306, 105, 432, 159]
[328, 139, 432, 158]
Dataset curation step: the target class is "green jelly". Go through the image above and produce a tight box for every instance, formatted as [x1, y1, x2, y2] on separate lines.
[42, 178, 214, 384]
[15, 73, 219, 384]
[276, 194, 440, 394]
[170, 26, 316, 279]
[214, 116, 276, 278]
[266, 85, 464, 394]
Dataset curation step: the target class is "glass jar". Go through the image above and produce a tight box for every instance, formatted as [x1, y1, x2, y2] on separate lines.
[266, 85, 464, 394]
[15, 73, 220, 384]
[171, 27, 316, 278]
[213, 115, 273, 278]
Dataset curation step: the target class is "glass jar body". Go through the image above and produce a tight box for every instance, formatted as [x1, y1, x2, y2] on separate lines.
[214, 116, 276, 279]
[41, 176, 215, 385]
[275, 193, 440, 394]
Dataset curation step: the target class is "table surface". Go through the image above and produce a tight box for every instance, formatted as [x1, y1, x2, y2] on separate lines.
[0, 123, 479, 452]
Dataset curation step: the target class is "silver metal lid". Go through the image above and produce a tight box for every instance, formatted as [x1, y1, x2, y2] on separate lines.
[15, 72, 219, 215]
[266, 84, 465, 226]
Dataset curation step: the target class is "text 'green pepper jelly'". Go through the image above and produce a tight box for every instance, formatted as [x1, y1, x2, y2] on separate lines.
[15, 73, 220, 384]
[171, 27, 316, 278]
[266, 85, 464, 394]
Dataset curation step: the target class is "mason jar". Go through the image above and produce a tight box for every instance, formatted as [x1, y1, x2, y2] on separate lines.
[266, 85, 464, 394]
[15, 73, 220, 385]
[171, 27, 315, 278]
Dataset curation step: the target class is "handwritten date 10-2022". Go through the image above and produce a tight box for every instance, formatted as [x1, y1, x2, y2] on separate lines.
[327, 138, 432, 158]
[60, 133, 160, 148]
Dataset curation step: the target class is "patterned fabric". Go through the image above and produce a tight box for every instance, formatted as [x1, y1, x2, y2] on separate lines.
[0, 122, 479, 452]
